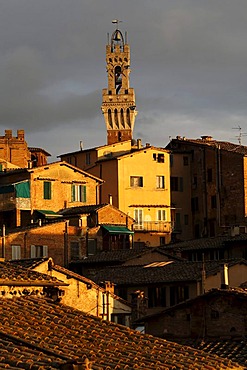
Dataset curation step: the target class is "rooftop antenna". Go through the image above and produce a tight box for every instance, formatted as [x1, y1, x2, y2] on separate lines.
[232, 125, 247, 145]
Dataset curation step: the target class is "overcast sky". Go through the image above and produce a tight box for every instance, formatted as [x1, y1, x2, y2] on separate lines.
[1, 0, 247, 161]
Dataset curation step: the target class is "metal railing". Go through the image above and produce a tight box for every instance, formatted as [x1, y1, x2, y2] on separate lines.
[133, 221, 171, 233]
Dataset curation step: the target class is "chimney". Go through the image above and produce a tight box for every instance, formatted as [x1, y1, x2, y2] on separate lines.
[221, 264, 229, 289]
[137, 139, 142, 149]
[17, 129, 25, 140]
[5, 130, 12, 139]
[108, 194, 112, 205]
[201, 135, 213, 142]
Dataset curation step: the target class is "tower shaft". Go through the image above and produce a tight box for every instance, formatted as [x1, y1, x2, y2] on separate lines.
[101, 28, 137, 145]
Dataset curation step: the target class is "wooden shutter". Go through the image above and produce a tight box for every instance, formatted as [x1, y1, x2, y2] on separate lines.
[44, 181, 51, 199]
[43, 245, 48, 257]
[71, 184, 76, 201]
[31, 245, 36, 258]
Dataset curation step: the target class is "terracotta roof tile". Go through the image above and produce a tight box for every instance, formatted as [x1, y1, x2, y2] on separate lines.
[0, 296, 242, 369]
[84, 260, 240, 286]
[0, 261, 64, 285]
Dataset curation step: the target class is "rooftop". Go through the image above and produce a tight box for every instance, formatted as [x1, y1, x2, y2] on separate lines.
[83, 260, 245, 286]
[0, 295, 242, 369]
[168, 136, 247, 155]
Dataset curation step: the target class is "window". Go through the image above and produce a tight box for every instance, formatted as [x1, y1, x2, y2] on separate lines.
[43, 181, 51, 199]
[87, 239, 97, 256]
[157, 209, 166, 221]
[148, 286, 166, 308]
[70, 242, 80, 260]
[130, 176, 143, 187]
[175, 213, 181, 229]
[207, 168, 213, 182]
[134, 209, 143, 229]
[156, 175, 165, 189]
[71, 184, 86, 202]
[157, 153, 165, 163]
[211, 195, 217, 209]
[183, 156, 189, 166]
[191, 197, 199, 212]
[160, 237, 166, 245]
[171, 177, 183, 192]
[170, 286, 189, 306]
[31, 245, 48, 258]
[85, 153, 91, 165]
[12, 245, 21, 260]
[184, 214, 189, 225]
[170, 154, 173, 167]
[193, 176, 197, 188]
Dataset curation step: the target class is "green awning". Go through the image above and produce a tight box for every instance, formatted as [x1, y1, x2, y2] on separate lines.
[15, 181, 30, 198]
[0, 181, 30, 198]
[102, 225, 134, 234]
[35, 210, 62, 218]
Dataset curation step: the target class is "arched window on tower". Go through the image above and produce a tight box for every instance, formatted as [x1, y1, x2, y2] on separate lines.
[115, 66, 122, 94]
[127, 108, 131, 127]
[114, 109, 119, 128]
[120, 108, 124, 127]
[108, 109, 113, 128]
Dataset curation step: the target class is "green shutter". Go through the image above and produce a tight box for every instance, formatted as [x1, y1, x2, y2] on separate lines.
[83, 185, 86, 202]
[71, 184, 76, 201]
[44, 182, 51, 199]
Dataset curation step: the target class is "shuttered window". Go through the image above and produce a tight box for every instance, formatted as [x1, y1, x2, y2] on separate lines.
[43, 181, 51, 199]
[157, 210, 166, 221]
[12, 245, 21, 260]
[71, 185, 87, 202]
[31, 245, 48, 258]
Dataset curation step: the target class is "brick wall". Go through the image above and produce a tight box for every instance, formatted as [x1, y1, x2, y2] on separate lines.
[2, 222, 87, 266]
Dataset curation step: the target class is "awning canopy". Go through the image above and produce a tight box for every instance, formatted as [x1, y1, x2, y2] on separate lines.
[35, 210, 62, 218]
[0, 181, 30, 198]
[102, 225, 134, 234]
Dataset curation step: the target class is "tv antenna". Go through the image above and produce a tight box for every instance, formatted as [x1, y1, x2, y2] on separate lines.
[232, 125, 247, 145]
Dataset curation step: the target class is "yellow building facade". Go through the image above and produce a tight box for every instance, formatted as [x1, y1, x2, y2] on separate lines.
[60, 144, 172, 246]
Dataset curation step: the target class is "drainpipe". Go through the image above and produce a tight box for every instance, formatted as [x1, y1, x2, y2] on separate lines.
[64, 221, 69, 268]
[2, 224, 5, 259]
[24, 232, 27, 259]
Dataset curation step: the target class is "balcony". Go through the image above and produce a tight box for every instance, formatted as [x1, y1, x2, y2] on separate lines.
[133, 221, 171, 233]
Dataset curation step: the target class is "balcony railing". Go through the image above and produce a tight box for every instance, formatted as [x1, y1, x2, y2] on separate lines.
[133, 221, 172, 233]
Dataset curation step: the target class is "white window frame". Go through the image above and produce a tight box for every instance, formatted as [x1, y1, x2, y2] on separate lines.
[11, 245, 21, 260]
[134, 209, 143, 229]
[157, 209, 166, 221]
[156, 175, 165, 189]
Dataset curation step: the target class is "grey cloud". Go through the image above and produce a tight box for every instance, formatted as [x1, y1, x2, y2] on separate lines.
[0, 0, 247, 156]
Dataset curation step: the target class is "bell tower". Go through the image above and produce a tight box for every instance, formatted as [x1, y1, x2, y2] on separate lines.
[101, 21, 137, 145]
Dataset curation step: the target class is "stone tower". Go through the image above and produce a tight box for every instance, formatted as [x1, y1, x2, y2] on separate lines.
[101, 24, 137, 145]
